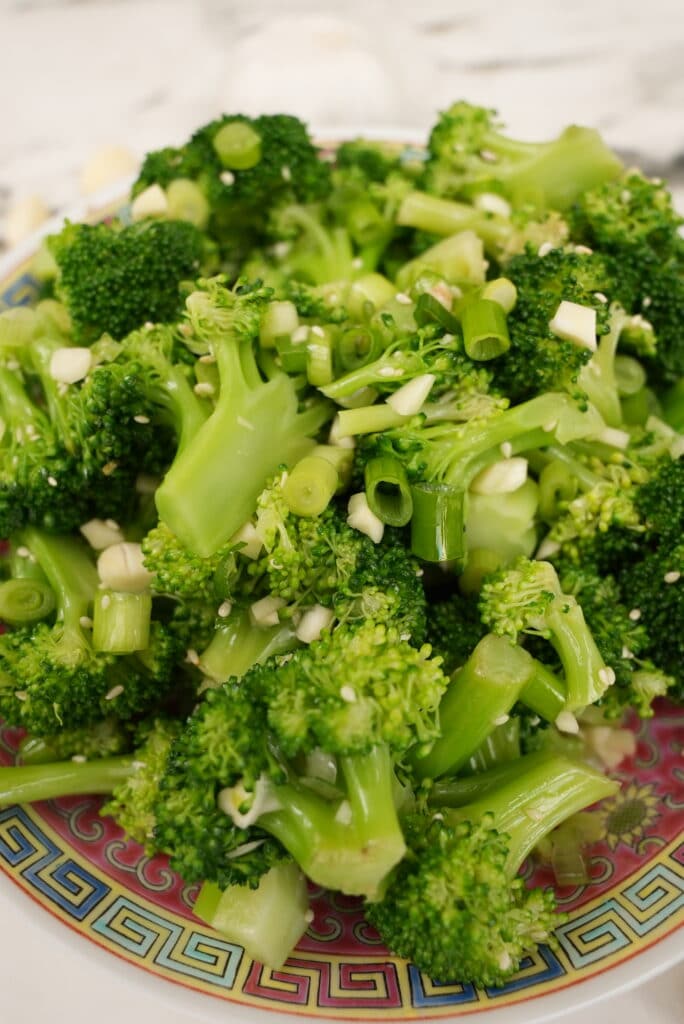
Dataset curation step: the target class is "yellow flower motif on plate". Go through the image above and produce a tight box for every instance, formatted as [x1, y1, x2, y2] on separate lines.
[598, 781, 661, 851]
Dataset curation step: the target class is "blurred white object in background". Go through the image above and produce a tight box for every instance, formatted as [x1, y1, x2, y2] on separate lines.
[214, 3, 404, 125]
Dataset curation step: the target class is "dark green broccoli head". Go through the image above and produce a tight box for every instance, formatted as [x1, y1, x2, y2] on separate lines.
[366, 813, 559, 986]
[142, 521, 242, 603]
[425, 590, 487, 676]
[494, 248, 613, 402]
[49, 218, 207, 342]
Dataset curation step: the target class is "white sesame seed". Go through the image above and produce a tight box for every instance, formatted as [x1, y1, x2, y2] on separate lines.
[47, 475, 58, 487]
[642, 296, 652, 309]
[304, 909, 315, 924]
[351, 257, 363, 270]
[100, 594, 111, 610]
[621, 646, 634, 660]
[537, 241, 554, 257]
[493, 714, 510, 726]
[621, 189, 632, 203]
[133, 414, 150, 424]
[193, 381, 215, 397]
[104, 685, 124, 701]
[281, 165, 292, 181]
[629, 608, 642, 621]
[498, 951, 513, 971]
[220, 170, 235, 186]
[432, 812, 444, 821]
[395, 292, 412, 305]
[664, 571, 681, 584]
[500, 441, 513, 458]
[479, 149, 498, 163]
[574, 244, 593, 255]
[16, 546, 31, 559]
[79, 616, 93, 629]
[14, 691, 27, 701]
[71, 755, 87, 764]
[311, 325, 325, 338]
[543, 420, 558, 432]
[237, 416, 255, 431]
[594, 292, 608, 304]
[218, 600, 233, 618]
[400, 632, 411, 642]
[340, 685, 357, 703]
[185, 648, 200, 666]
[199, 353, 217, 364]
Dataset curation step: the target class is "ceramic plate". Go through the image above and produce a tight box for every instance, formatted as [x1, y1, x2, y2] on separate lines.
[0, 162, 682, 1023]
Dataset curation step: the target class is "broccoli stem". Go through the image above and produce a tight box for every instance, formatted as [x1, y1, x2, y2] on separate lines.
[545, 595, 609, 710]
[260, 746, 406, 900]
[0, 755, 135, 807]
[409, 392, 603, 567]
[156, 333, 331, 556]
[0, 365, 48, 439]
[199, 610, 299, 684]
[577, 307, 624, 427]
[428, 749, 554, 808]
[519, 659, 567, 721]
[193, 861, 310, 969]
[413, 636, 539, 779]
[444, 751, 619, 873]
[92, 590, 152, 653]
[397, 190, 511, 250]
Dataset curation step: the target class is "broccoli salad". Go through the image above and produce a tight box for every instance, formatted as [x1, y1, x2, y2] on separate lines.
[0, 103, 682, 984]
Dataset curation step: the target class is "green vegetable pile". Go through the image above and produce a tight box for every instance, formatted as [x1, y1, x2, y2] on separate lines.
[0, 103, 681, 984]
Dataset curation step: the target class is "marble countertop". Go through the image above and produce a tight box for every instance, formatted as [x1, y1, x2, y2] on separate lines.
[0, 2, 681, 1021]
[1, 0, 684, 234]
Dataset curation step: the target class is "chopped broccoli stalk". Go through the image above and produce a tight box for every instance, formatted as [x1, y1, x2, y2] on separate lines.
[92, 590, 152, 654]
[413, 635, 553, 779]
[480, 557, 611, 710]
[193, 861, 310, 968]
[155, 279, 332, 556]
[199, 609, 299, 685]
[367, 750, 618, 986]
[18, 718, 135, 765]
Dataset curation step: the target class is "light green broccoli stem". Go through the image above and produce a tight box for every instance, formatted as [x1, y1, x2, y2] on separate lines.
[445, 751, 619, 874]
[544, 595, 611, 710]
[428, 749, 554, 808]
[396, 190, 512, 250]
[155, 333, 331, 556]
[92, 590, 152, 653]
[577, 306, 625, 427]
[413, 635, 540, 779]
[193, 861, 310, 969]
[411, 392, 603, 566]
[260, 746, 406, 900]
[0, 365, 48, 438]
[0, 755, 136, 807]
[199, 609, 299, 685]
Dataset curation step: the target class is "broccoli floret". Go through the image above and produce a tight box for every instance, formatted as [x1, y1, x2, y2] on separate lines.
[358, 390, 603, 571]
[48, 219, 209, 343]
[421, 101, 622, 212]
[154, 277, 332, 556]
[368, 750, 617, 985]
[133, 114, 331, 258]
[555, 562, 672, 717]
[479, 557, 611, 710]
[0, 529, 182, 734]
[569, 172, 684, 385]
[249, 481, 428, 641]
[0, 717, 180, 850]
[493, 248, 613, 403]
[142, 521, 242, 602]
[425, 590, 487, 676]
[18, 717, 136, 765]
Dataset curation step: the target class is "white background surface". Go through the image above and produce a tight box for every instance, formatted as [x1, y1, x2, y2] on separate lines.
[0, 0, 681, 1019]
